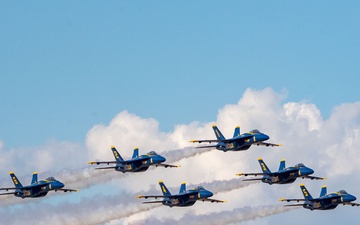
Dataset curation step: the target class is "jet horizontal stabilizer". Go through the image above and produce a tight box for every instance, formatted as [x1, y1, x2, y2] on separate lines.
[284, 204, 304, 207]
[94, 166, 118, 170]
[142, 200, 164, 204]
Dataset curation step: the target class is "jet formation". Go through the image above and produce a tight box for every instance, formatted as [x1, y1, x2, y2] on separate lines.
[1, 123, 358, 215]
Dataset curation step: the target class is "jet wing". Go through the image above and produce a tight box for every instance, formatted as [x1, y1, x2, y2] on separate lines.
[302, 175, 326, 180]
[190, 135, 254, 144]
[190, 139, 222, 144]
[279, 198, 306, 202]
[136, 194, 183, 199]
[343, 202, 360, 207]
[136, 195, 165, 199]
[200, 198, 226, 203]
[88, 161, 118, 165]
[236, 172, 265, 177]
[253, 142, 282, 147]
[56, 188, 79, 192]
[153, 163, 179, 168]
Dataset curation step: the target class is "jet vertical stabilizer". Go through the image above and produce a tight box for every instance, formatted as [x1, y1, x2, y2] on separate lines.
[258, 158, 272, 174]
[300, 184, 313, 200]
[31, 172, 38, 184]
[111, 146, 124, 162]
[179, 182, 186, 193]
[233, 126, 240, 137]
[159, 180, 171, 196]
[10, 172, 23, 188]
[212, 124, 225, 140]
[320, 185, 327, 197]
[278, 159, 286, 171]
[132, 147, 139, 159]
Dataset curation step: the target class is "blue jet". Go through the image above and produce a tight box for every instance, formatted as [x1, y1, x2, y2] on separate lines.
[88, 146, 178, 173]
[236, 158, 325, 184]
[190, 124, 281, 152]
[280, 184, 360, 210]
[136, 180, 226, 207]
[0, 172, 78, 198]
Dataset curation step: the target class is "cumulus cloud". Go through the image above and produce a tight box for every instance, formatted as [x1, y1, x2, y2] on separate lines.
[1, 88, 360, 225]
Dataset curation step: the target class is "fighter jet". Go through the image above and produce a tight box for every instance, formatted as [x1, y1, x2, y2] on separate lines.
[280, 184, 360, 210]
[190, 124, 281, 152]
[0, 172, 78, 198]
[88, 146, 178, 173]
[236, 158, 325, 184]
[136, 180, 226, 207]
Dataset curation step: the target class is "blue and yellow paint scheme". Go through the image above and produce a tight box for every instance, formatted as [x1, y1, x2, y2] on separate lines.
[136, 180, 226, 207]
[190, 124, 281, 152]
[280, 184, 360, 210]
[88, 146, 179, 173]
[0, 172, 78, 199]
[236, 158, 325, 184]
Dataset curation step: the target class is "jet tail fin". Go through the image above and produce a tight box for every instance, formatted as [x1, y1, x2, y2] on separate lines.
[233, 126, 240, 138]
[132, 147, 139, 159]
[320, 185, 327, 197]
[158, 180, 171, 196]
[212, 124, 225, 140]
[300, 184, 313, 200]
[31, 172, 38, 184]
[258, 158, 271, 174]
[179, 182, 186, 193]
[10, 172, 23, 188]
[111, 146, 124, 162]
[278, 159, 286, 171]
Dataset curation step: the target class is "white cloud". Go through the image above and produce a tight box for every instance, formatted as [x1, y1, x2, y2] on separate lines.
[1, 88, 360, 225]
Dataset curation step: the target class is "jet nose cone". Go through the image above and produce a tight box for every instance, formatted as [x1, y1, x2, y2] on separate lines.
[306, 168, 314, 175]
[348, 194, 357, 202]
[57, 181, 65, 189]
[300, 167, 314, 175]
[262, 134, 269, 141]
[204, 190, 213, 198]
[158, 156, 166, 163]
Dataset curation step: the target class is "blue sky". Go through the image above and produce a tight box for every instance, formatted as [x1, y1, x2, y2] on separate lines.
[1, 1, 360, 147]
[1, 1, 360, 224]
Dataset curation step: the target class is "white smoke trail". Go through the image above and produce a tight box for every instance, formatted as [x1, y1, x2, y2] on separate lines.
[0, 193, 161, 225]
[53, 147, 209, 189]
[0, 147, 211, 207]
[194, 178, 259, 194]
[128, 204, 298, 225]
[0, 177, 255, 224]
